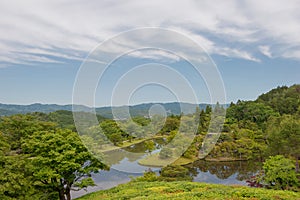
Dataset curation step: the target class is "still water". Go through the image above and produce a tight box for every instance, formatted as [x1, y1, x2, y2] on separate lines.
[72, 139, 261, 199]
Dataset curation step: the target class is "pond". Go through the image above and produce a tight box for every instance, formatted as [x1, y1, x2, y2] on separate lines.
[72, 139, 261, 199]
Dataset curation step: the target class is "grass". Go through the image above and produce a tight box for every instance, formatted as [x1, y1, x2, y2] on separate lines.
[138, 153, 196, 167]
[138, 153, 178, 167]
[76, 181, 300, 200]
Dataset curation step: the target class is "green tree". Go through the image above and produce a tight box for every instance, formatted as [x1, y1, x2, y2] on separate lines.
[100, 119, 128, 144]
[198, 108, 211, 134]
[0, 114, 56, 150]
[22, 129, 108, 200]
[0, 130, 41, 200]
[0, 115, 58, 199]
[260, 155, 299, 190]
[159, 116, 179, 134]
[159, 165, 192, 181]
[144, 140, 155, 154]
[266, 115, 300, 171]
[226, 101, 278, 128]
[257, 84, 300, 115]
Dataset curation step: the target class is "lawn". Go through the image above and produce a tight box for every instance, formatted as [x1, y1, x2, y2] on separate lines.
[138, 153, 195, 167]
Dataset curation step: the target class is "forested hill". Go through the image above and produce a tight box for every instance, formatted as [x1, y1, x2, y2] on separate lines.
[0, 102, 225, 118]
[0, 103, 92, 115]
[226, 84, 300, 124]
[0, 84, 298, 118]
[256, 84, 300, 115]
[209, 84, 300, 163]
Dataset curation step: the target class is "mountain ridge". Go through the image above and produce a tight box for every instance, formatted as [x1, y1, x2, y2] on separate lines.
[0, 102, 228, 118]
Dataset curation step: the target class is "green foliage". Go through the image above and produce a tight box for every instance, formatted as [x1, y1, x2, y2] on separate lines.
[260, 155, 299, 190]
[132, 171, 158, 182]
[207, 127, 267, 161]
[159, 165, 192, 181]
[22, 129, 108, 200]
[0, 137, 38, 200]
[0, 114, 56, 150]
[99, 119, 127, 145]
[266, 115, 300, 157]
[159, 116, 180, 134]
[197, 107, 211, 134]
[226, 101, 279, 128]
[0, 115, 65, 199]
[257, 84, 300, 115]
[1, 84, 300, 199]
[132, 116, 150, 126]
[144, 140, 155, 153]
[0, 114, 108, 200]
[74, 178, 96, 188]
[209, 85, 300, 163]
[76, 181, 300, 200]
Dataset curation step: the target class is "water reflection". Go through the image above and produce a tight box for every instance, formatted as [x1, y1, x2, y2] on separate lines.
[103, 138, 166, 167]
[72, 138, 262, 198]
[186, 160, 262, 185]
[71, 169, 144, 199]
[104, 138, 165, 173]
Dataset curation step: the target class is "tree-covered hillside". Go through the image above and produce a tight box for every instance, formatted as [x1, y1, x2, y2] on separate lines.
[0, 102, 228, 118]
[0, 84, 299, 200]
[256, 84, 300, 115]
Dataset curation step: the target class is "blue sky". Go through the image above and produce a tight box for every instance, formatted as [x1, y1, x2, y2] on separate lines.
[0, 0, 299, 106]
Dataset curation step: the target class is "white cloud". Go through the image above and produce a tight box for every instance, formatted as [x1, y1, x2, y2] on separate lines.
[0, 0, 300, 66]
[215, 47, 260, 62]
[259, 46, 272, 58]
[282, 50, 300, 60]
[129, 49, 181, 63]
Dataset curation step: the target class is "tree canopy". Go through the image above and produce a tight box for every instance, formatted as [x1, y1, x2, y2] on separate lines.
[0, 114, 108, 200]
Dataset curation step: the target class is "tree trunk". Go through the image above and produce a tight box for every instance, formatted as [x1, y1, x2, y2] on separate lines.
[58, 189, 66, 200]
[66, 185, 71, 200]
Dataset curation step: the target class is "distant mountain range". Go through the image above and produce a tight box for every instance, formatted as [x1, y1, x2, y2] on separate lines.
[0, 102, 229, 118]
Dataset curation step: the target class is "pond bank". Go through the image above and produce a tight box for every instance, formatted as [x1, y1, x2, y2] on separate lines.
[100, 135, 165, 153]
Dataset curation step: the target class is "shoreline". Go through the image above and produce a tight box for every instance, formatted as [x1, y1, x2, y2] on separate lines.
[99, 135, 165, 153]
[139, 154, 250, 167]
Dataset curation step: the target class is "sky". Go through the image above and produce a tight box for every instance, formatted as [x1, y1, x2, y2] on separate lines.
[0, 0, 299, 106]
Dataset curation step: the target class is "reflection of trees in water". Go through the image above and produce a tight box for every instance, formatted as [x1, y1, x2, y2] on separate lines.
[185, 160, 262, 181]
[104, 149, 144, 165]
[123, 138, 165, 153]
[235, 161, 261, 181]
[104, 138, 166, 165]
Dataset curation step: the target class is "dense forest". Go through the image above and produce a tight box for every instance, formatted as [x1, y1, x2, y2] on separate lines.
[0, 84, 299, 199]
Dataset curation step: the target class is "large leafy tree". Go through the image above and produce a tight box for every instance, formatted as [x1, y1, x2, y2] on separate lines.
[22, 129, 108, 200]
[260, 155, 299, 190]
[0, 132, 30, 200]
[266, 115, 300, 171]
[0, 154, 37, 200]
[0, 114, 56, 151]
[0, 114, 108, 200]
[0, 115, 56, 200]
